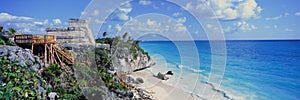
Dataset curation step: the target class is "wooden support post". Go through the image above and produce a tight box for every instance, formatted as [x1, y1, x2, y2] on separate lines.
[31, 43, 34, 53]
[50, 44, 53, 63]
[44, 43, 47, 66]
[47, 44, 50, 64]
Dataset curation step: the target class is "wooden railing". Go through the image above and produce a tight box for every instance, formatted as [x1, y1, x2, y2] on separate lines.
[14, 34, 55, 44]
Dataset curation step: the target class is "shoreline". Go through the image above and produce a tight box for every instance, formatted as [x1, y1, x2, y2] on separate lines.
[131, 68, 198, 100]
[129, 56, 239, 100]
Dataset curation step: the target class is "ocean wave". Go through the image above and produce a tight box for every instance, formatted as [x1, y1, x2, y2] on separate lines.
[177, 64, 203, 73]
[202, 81, 233, 100]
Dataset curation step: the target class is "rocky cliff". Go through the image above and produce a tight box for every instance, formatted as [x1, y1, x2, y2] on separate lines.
[0, 46, 46, 99]
[0, 45, 85, 99]
[110, 41, 155, 74]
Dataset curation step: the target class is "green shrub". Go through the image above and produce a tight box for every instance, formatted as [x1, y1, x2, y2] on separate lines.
[0, 57, 46, 99]
[0, 39, 5, 45]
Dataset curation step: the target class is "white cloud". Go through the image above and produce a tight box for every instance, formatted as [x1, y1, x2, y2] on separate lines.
[108, 25, 112, 30]
[115, 24, 122, 31]
[284, 13, 289, 16]
[0, 13, 66, 33]
[93, 10, 100, 16]
[152, 5, 159, 9]
[113, 2, 133, 21]
[118, 16, 190, 41]
[274, 25, 278, 29]
[206, 24, 213, 29]
[80, 10, 100, 17]
[235, 21, 257, 32]
[174, 23, 187, 32]
[147, 19, 156, 26]
[225, 21, 257, 33]
[184, 0, 262, 20]
[0, 13, 32, 23]
[183, 2, 194, 10]
[176, 17, 186, 23]
[172, 12, 181, 17]
[265, 15, 282, 21]
[139, 0, 151, 5]
[265, 13, 289, 21]
[95, 19, 105, 24]
[34, 21, 44, 25]
[43, 19, 49, 25]
[236, 0, 260, 19]
[180, 0, 262, 34]
[285, 28, 294, 32]
[295, 12, 300, 16]
[52, 19, 62, 25]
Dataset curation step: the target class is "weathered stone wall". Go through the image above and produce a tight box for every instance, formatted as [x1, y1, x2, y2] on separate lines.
[46, 19, 95, 44]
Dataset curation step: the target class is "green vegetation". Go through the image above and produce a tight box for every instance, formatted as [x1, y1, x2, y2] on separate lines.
[96, 32, 151, 60]
[130, 40, 151, 60]
[102, 32, 107, 38]
[95, 47, 128, 91]
[98, 66, 128, 91]
[95, 38, 114, 45]
[95, 32, 153, 95]
[0, 34, 15, 46]
[0, 27, 16, 46]
[8, 28, 16, 35]
[42, 64, 85, 99]
[0, 57, 46, 99]
[0, 39, 5, 45]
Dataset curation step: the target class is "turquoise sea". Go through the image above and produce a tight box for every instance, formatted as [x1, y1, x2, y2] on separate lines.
[139, 40, 300, 100]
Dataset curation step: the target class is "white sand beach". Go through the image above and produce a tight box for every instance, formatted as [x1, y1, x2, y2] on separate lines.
[129, 55, 241, 100]
[131, 68, 197, 100]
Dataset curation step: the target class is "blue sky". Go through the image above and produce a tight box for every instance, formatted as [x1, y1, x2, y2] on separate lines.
[0, 0, 299, 40]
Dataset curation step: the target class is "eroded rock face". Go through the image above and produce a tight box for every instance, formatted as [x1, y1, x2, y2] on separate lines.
[0, 45, 46, 99]
[0, 46, 44, 73]
[111, 46, 155, 73]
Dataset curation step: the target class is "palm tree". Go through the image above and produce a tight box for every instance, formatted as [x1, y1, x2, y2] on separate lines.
[103, 32, 107, 38]
[9, 28, 16, 34]
[8, 28, 16, 38]
[122, 32, 128, 41]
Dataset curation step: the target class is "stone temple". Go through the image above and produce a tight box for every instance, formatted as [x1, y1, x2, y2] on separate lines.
[46, 18, 95, 44]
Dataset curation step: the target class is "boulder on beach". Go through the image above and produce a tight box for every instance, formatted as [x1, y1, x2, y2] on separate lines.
[166, 71, 174, 75]
[157, 72, 169, 80]
[136, 77, 144, 84]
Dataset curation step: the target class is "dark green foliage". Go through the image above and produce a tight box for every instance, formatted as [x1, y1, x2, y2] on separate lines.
[95, 38, 114, 45]
[0, 34, 15, 46]
[130, 40, 151, 60]
[95, 48, 110, 66]
[0, 57, 46, 99]
[110, 83, 128, 91]
[45, 64, 62, 77]
[43, 63, 86, 99]
[0, 39, 5, 45]
[102, 32, 107, 38]
[94, 32, 152, 93]
[8, 28, 16, 34]
[122, 33, 128, 40]
[98, 66, 128, 91]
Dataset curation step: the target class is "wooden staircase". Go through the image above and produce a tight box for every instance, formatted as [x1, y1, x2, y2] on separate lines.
[50, 42, 74, 75]
[14, 34, 75, 75]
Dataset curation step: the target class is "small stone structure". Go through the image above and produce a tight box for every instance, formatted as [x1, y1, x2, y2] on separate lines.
[95, 43, 110, 49]
[46, 18, 95, 44]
